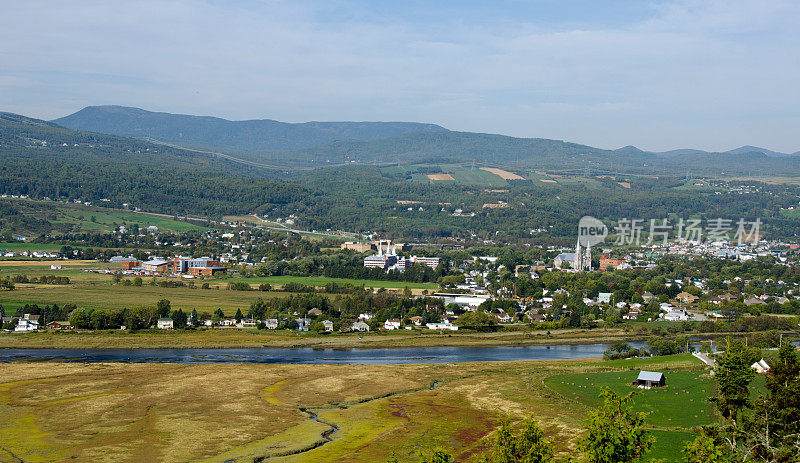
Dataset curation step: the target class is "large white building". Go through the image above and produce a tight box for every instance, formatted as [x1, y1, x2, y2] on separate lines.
[554, 240, 592, 271]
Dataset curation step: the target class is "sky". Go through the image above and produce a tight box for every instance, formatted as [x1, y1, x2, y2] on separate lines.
[1, 0, 798, 152]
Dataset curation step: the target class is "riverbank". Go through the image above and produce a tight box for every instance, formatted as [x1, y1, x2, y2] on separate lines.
[0, 354, 707, 462]
[0, 327, 647, 349]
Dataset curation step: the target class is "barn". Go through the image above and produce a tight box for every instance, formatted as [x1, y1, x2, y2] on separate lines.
[634, 371, 666, 388]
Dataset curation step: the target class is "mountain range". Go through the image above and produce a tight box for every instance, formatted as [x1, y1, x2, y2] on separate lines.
[54, 105, 447, 153]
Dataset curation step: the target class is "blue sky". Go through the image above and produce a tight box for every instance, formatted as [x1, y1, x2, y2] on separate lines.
[1, 0, 798, 152]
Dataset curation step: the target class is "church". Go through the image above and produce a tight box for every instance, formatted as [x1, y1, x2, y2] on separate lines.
[553, 240, 592, 271]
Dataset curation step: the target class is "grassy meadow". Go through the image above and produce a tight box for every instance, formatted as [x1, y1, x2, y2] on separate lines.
[0, 354, 712, 462]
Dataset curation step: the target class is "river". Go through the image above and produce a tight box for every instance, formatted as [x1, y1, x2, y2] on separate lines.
[0, 343, 643, 364]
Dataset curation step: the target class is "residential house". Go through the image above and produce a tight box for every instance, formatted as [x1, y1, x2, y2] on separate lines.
[46, 321, 72, 330]
[350, 321, 370, 332]
[321, 320, 334, 332]
[157, 318, 174, 329]
[295, 318, 311, 331]
[384, 319, 401, 330]
[751, 359, 771, 374]
[15, 314, 40, 332]
[265, 319, 279, 330]
[676, 292, 699, 304]
[425, 322, 458, 331]
[744, 296, 766, 306]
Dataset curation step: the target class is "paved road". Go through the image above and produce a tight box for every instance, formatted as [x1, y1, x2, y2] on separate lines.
[693, 352, 716, 368]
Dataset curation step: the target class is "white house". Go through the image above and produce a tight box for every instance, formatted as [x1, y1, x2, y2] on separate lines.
[14, 315, 39, 332]
[663, 309, 689, 322]
[265, 319, 279, 330]
[751, 359, 770, 374]
[598, 293, 612, 304]
[322, 320, 334, 332]
[157, 318, 174, 329]
[426, 322, 459, 331]
[350, 321, 370, 332]
[384, 319, 401, 330]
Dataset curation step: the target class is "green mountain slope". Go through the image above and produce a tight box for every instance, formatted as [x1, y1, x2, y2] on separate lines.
[53, 105, 448, 153]
[0, 112, 307, 217]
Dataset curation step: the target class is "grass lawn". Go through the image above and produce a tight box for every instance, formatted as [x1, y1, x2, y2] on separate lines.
[223, 275, 439, 290]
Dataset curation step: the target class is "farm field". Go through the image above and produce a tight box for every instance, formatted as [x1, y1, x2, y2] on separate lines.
[0, 277, 291, 313]
[4, 199, 211, 234]
[0, 354, 710, 462]
[220, 275, 439, 291]
[0, 243, 64, 252]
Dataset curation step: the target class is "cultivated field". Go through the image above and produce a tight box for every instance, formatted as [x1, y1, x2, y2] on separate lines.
[0, 354, 709, 462]
[426, 173, 455, 181]
[479, 167, 525, 180]
[220, 275, 439, 291]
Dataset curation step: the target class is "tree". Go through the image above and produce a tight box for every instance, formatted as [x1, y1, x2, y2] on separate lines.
[741, 342, 800, 461]
[133, 276, 143, 286]
[480, 417, 553, 463]
[171, 309, 187, 328]
[417, 448, 454, 463]
[234, 308, 244, 322]
[578, 388, 653, 463]
[189, 308, 199, 327]
[156, 299, 171, 318]
[682, 431, 734, 463]
[711, 338, 757, 426]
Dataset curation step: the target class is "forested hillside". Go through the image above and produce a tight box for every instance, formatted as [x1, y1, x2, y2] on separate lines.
[54, 106, 448, 153]
[0, 112, 307, 217]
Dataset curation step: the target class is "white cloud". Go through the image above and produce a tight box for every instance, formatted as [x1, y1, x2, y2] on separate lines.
[0, 0, 797, 152]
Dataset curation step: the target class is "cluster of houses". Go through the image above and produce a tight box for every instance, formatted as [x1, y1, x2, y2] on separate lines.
[0, 249, 61, 259]
[2, 314, 73, 332]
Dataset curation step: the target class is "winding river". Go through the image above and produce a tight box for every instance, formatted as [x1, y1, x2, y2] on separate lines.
[0, 343, 643, 364]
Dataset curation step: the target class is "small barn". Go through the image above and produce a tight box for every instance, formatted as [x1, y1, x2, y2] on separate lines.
[634, 371, 666, 388]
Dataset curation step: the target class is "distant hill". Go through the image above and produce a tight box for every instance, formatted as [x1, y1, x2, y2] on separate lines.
[724, 145, 794, 157]
[53, 105, 448, 153]
[0, 112, 306, 217]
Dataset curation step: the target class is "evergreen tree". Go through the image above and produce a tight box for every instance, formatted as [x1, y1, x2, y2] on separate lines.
[578, 388, 653, 463]
[171, 309, 188, 328]
[234, 308, 243, 322]
[481, 417, 553, 463]
[711, 338, 757, 426]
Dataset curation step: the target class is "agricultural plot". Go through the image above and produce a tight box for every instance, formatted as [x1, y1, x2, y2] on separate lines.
[0, 280, 288, 313]
[222, 275, 438, 291]
[546, 369, 719, 428]
[479, 167, 525, 180]
[51, 208, 209, 233]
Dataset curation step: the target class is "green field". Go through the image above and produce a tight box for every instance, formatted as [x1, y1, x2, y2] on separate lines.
[0, 242, 64, 252]
[51, 208, 209, 233]
[546, 369, 719, 428]
[223, 275, 439, 290]
[447, 166, 508, 187]
[383, 163, 511, 186]
[543, 354, 769, 460]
